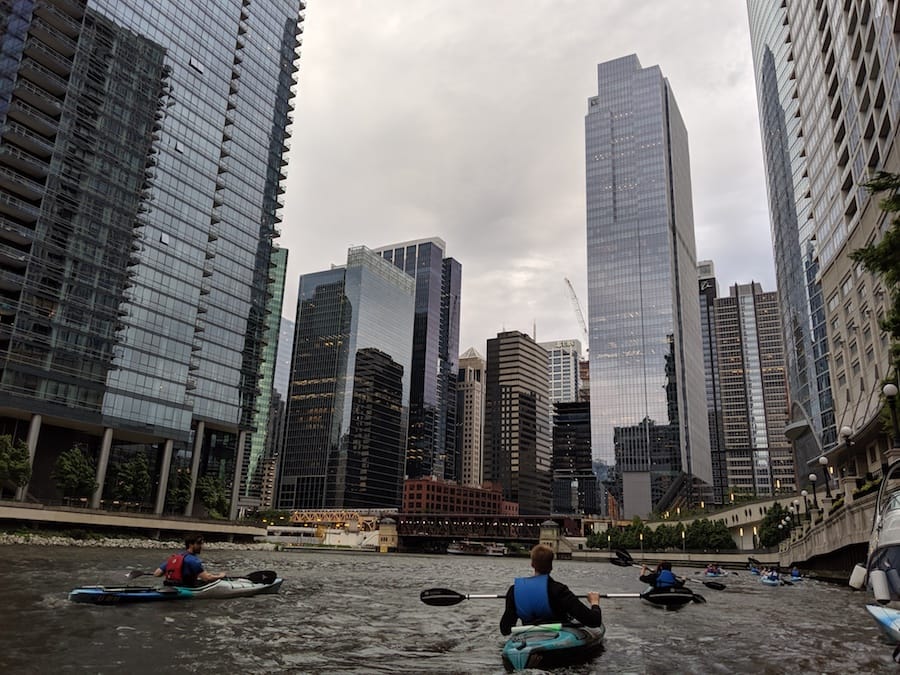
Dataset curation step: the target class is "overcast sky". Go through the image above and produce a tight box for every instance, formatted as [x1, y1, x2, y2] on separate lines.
[281, 0, 775, 355]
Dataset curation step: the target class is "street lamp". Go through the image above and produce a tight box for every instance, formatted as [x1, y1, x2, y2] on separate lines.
[885, 383, 900, 448]
[681, 529, 685, 552]
[788, 506, 796, 527]
[809, 473, 819, 509]
[801, 489, 810, 520]
[818, 455, 833, 499]
[607, 532, 611, 552]
[640, 531, 644, 559]
[793, 499, 800, 525]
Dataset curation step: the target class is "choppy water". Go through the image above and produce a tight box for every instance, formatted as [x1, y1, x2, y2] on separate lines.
[0, 545, 896, 674]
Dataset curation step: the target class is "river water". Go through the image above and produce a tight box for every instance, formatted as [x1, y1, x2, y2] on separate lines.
[0, 545, 895, 674]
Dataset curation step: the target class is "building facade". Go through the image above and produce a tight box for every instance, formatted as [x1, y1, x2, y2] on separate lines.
[585, 54, 711, 517]
[374, 238, 461, 482]
[539, 339, 582, 404]
[698, 261, 728, 505]
[278, 246, 414, 510]
[0, 0, 303, 516]
[483, 330, 552, 515]
[747, 0, 899, 486]
[716, 283, 794, 496]
[402, 477, 517, 515]
[456, 346, 485, 487]
[551, 401, 597, 515]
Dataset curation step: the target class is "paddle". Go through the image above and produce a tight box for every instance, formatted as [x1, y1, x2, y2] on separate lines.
[611, 549, 726, 591]
[126, 569, 277, 585]
[420, 587, 643, 607]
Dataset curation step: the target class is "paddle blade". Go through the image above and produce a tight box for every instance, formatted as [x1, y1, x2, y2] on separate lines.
[703, 581, 726, 591]
[609, 558, 633, 568]
[126, 570, 154, 580]
[244, 570, 277, 585]
[691, 593, 707, 604]
[615, 549, 635, 565]
[781, 579, 794, 586]
[420, 588, 467, 606]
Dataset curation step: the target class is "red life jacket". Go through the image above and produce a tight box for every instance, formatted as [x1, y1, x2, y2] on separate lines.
[164, 553, 186, 584]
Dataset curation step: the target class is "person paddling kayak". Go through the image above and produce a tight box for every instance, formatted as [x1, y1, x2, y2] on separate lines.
[500, 544, 603, 635]
[639, 561, 684, 588]
[154, 534, 226, 587]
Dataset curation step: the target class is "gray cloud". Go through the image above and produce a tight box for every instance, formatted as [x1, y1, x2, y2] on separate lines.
[281, 0, 775, 354]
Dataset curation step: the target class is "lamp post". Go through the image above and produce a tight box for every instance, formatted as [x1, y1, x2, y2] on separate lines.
[681, 529, 685, 552]
[885, 383, 900, 448]
[752, 526, 758, 549]
[809, 473, 819, 509]
[788, 506, 796, 527]
[793, 499, 800, 526]
[607, 532, 611, 552]
[801, 489, 810, 521]
[640, 532, 644, 560]
[818, 455, 833, 499]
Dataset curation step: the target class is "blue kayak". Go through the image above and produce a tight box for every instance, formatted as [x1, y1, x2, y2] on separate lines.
[866, 604, 900, 643]
[69, 574, 283, 604]
[501, 624, 605, 672]
[759, 576, 781, 586]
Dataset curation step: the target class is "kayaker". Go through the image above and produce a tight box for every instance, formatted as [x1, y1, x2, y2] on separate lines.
[499, 544, 602, 635]
[154, 534, 226, 587]
[639, 561, 684, 588]
[790, 566, 801, 579]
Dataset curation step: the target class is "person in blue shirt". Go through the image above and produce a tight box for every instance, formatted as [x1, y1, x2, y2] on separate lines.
[639, 561, 684, 588]
[154, 534, 226, 587]
[790, 566, 802, 579]
[500, 544, 602, 635]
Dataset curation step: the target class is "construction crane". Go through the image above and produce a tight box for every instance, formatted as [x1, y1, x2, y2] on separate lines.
[564, 277, 589, 351]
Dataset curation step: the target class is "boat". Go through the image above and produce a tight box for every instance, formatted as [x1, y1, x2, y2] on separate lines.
[759, 576, 781, 587]
[446, 540, 507, 556]
[749, 567, 761, 575]
[640, 586, 697, 610]
[867, 605, 900, 643]
[69, 572, 283, 605]
[705, 571, 728, 578]
[501, 623, 605, 672]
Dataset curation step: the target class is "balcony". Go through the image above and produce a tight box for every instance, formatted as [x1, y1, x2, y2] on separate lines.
[29, 16, 78, 57]
[0, 241, 28, 269]
[0, 145, 49, 179]
[13, 79, 63, 115]
[7, 98, 60, 137]
[19, 57, 69, 97]
[0, 165, 45, 201]
[0, 215, 36, 246]
[2, 121, 56, 158]
[23, 37, 72, 76]
[33, 0, 84, 36]
[0, 192, 40, 222]
[0, 267, 26, 292]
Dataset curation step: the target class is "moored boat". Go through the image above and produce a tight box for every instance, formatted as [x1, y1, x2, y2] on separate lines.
[501, 623, 605, 672]
[69, 572, 282, 605]
[446, 540, 507, 556]
[860, 460, 900, 607]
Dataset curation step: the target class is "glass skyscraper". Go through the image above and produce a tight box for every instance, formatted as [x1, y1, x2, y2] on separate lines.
[0, 0, 303, 514]
[539, 339, 582, 404]
[585, 55, 711, 518]
[279, 246, 414, 510]
[374, 238, 461, 482]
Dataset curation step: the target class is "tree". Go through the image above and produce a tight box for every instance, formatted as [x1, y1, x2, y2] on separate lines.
[850, 171, 900, 358]
[166, 468, 193, 513]
[195, 475, 229, 518]
[52, 446, 98, 499]
[757, 502, 792, 548]
[0, 435, 31, 490]
[110, 453, 151, 503]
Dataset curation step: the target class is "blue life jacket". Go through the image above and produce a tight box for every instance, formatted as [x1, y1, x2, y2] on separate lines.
[513, 575, 553, 623]
[656, 569, 677, 588]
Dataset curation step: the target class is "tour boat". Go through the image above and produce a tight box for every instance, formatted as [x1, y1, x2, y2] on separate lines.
[446, 540, 507, 556]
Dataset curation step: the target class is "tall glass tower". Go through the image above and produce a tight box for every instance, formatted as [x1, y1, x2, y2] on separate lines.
[0, 0, 303, 515]
[374, 238, 461, 482]
[585, 55, 711, 518]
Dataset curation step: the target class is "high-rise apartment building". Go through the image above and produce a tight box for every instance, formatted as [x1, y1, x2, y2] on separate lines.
[456, 347, 485, 487]
[551, 401, 597, 515]
[539, 339, 582, 404]
[716, 283, 794, 496]
[483, 331, 552, 515]
[374, 238, 461, 482]
[698, 261, 727, 505]
[748, 1, 899, 483]
[585, 54, 711, 517]
[279, 247, 414, 510]
[0, 1, 303, 516]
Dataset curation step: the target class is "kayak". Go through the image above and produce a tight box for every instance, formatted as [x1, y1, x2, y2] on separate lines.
[866, 604, 900, 643]
[705, 571, 728, 578]
[501, 623, 605, 672]
[640, 586, 697, 610]
[69, 574, 283, 605]
[759, 576, 781, 586]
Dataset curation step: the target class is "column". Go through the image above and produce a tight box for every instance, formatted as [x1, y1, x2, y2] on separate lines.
[16, 414, 42, 501]
[184, 421, 205, 517]
[153, 439, 174, 515]
[228, 430, 247, 521]
[90, 428, 114, 509]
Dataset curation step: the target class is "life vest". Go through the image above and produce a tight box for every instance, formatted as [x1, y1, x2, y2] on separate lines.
[513, 575, 553, 623]
[164, 553, 186, 584]
[656, 569, 677, 588]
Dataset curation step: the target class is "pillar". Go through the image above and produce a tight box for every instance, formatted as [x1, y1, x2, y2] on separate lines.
[153, 439, 174, 515]
[228, 429, 247, 521]
[90, 428, 114, 509]
[16, 414, 42, 501]
[184, 421, 205, 517]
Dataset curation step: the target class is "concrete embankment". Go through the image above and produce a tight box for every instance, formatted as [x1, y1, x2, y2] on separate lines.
[0, 532, 278, 550]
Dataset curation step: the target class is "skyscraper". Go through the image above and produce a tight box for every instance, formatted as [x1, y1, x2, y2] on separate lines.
[456, 347, 485, 487]
[585, 54, 711, 517]
[374, 238, 461, 482]
[279, 246, 414, 510]
[698, 261, 727, 505]
[551, 401, 596, 515]
[483, 330, 552, 515]
[715, 282, 794, 496]
[0, 1, 303, 516]
[747, 1, 899, 480]
[539, 339, 582, 404]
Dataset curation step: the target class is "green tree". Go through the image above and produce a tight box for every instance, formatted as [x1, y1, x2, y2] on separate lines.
[166, 468, 192, 513]
[52, 446, 98, 499]
[0, 434, 31, 489]
[851, 171, 900, 355]
[196, 475, 229, 518]
[111, 453, 151, 503]
[757, 502, 792, 548]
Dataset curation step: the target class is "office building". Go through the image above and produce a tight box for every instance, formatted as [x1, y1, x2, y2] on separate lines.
[374, 238, 461, 482]
[0, 1, 303, 517]
[585, 54, 711, 517]
[402, 477, 517, 515]
[273, 316, 295, 399]
[483, 330, 552, 515]
[540, 339, 582, 404]
[456, 347, 485, 487]
[698, 261, 727, 505]
[279, 246, 414, 510]
[716, 282, 794, 496]
[551, 401, 597, 514]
